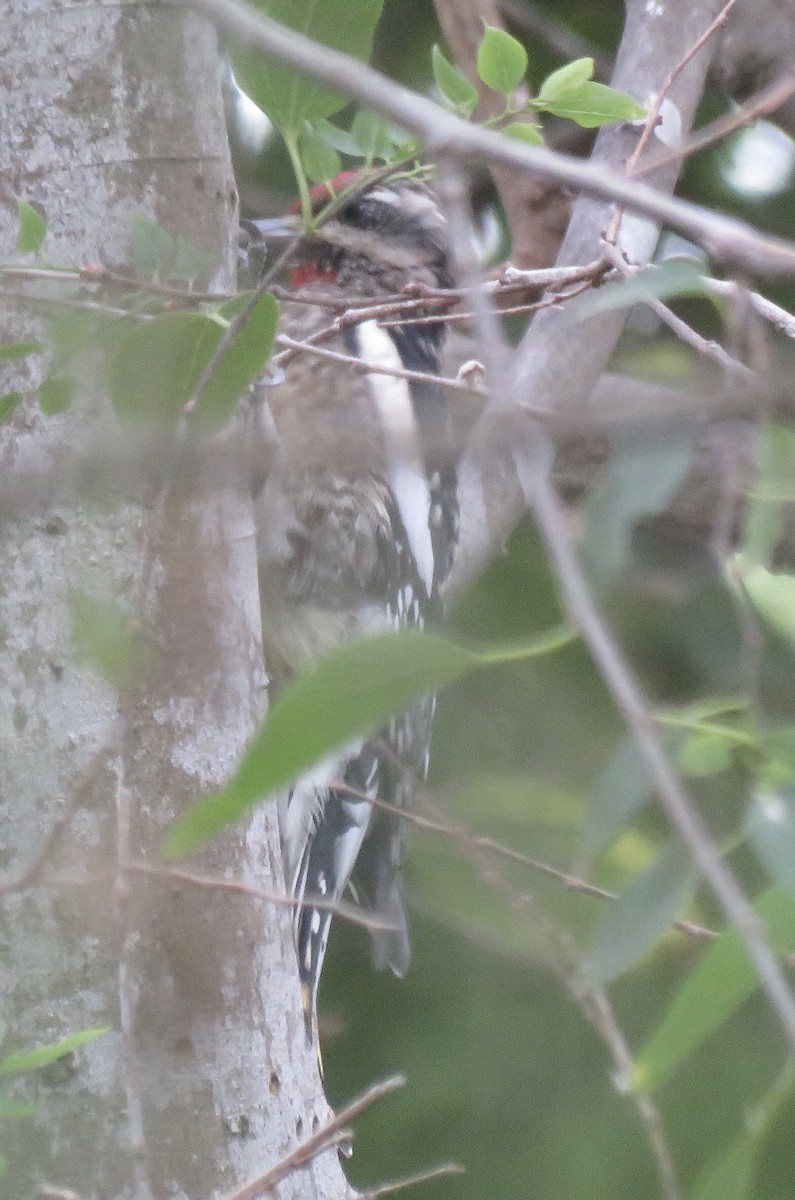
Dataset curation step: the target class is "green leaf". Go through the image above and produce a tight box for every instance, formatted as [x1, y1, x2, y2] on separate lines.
[748, 787, 795, 894]
[501, 121, 544, 145]
[633, 889, 795, 1091]
[199, 291, 279, 428]
[163, 623, 574, 856]
[0, 1027, 110, 1075]
[16, 199, 46, 253]
[232, 0, 383, 135]
[730, 557, 795, 647]
[586, 842, 697, 983]
[130, 215, 178, 276]
[0, 1094, 36, 1119]
[581, 427, 694, 588]
[351, 109, 394, 160]
[130, 216, 209, 283]
[582, 738, 655, 855]
[0, 340, 41, 362]
[565, 259, 708, 325]
[110, 312, 212, 425]
[676, 732, 734, 778]
[534, 80, 645, 127]
[299, 126, 343, 183]
[71, 591, 146, 690]
[742, 423, 795, 566]
[38, 375, 75, 416]
[432, 45, 479, 114]
[476, 25, 528, 95]
[537, 57, 594, 103]
[109, 295, 277, 430]
[314, 118, 364, 157]
[690, 1137, 758, 1200]
[0, 393, 23, 423]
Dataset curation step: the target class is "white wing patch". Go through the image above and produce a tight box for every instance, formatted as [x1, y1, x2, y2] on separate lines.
[355, 319, 435, 596]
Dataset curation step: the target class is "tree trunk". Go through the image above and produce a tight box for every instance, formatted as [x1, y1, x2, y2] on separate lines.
[0, 3, 347, 1196]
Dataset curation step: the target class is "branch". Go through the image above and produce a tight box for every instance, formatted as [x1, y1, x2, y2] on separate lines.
[217, 1075, 405, 1200]
[453, 0, 732, 596]
[188, 0, 795, 278]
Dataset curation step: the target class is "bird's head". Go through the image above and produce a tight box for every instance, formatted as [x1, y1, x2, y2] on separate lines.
[242, 172, 452, 296]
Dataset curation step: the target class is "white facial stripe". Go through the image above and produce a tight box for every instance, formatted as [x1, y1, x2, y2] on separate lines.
[355, 320, 435, 596]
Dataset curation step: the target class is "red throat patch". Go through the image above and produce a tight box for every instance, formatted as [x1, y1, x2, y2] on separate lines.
[289, 261, 338, 289]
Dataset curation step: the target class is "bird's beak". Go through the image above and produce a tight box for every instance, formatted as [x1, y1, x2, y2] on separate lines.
[240, 215, 301, 243]
[238, 216, 302, 281]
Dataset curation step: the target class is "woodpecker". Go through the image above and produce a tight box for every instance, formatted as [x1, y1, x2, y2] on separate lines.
[244, 175, 458, 1044]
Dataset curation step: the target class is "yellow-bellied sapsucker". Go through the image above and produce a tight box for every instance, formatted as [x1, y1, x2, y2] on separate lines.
[244, 176, 458, 1043]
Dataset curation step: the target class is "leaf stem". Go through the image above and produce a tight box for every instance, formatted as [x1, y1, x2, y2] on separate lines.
[283, 129, 313, 229]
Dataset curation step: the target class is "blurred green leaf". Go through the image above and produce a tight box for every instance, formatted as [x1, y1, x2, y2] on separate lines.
[690, 1137, 757, 1200]
[748, 788, 795, 894]
[351, 109, 394, 160]
[313, 118, 364, 157]
[501, 121, 544, 145]
[0, 1027, 110, 1075]
[110, 312, 214, 425]
[163, 623, 574, 856]
[232, 0, 383, 135]
[690, 1062, 795, 1200]
[582, 427, 694, 588]
[730, 556, 795, 647]
[432, 45, 479, 114]
[71, 591, 146, 689]
[582, 737, 655, 855]
[200, 292, 279, 428]
[131, 215, 178, 276]
[299, 125, 343, 182]
[633, 889, 795, 1091]
[535, 80, 645, 126]
[566, 259, 708, 325]
[676, 732, 734, 778]
[586, 841, 697, 984]
[0, 1095, 35, 1119]
[0, 340, 41, 362]
[130, 216, 209, 282]
[16, 199, 46, 253]
[477, 25, 528, 94]
[109, 293, 277, 429]
[38, 374, 75, 416]
[742, 423, 795, 566]
[0, 393, 23, 423]
[537, 57, 594, 102]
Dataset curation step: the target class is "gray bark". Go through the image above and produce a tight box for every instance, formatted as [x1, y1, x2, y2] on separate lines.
[0, 3, 348, 1198]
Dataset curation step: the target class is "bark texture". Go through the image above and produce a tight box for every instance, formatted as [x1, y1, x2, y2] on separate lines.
[0, 3, 348, 1197]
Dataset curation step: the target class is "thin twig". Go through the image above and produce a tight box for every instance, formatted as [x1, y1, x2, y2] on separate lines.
[183, 235, 299, 418]
[361, 1162, 466, 1200]
[217, 1075, 405, 1200]
[515, 446, 795, 1055]
[605, 0, 738, 245]
[706, 277, 795, 340]
[273, 333, 488, 400]
[633, 72, 795, 179]
[187, 0, 795, 278]
[126, 861, 398, 933]
[601, 243, 756, 381]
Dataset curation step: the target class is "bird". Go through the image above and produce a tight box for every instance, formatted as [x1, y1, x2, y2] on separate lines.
[244, 174, 458, 1046]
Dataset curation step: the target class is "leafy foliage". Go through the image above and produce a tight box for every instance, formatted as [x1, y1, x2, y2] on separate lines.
[15, 199, 46, 254]
[163, 623, 574, 856]
[231, 0, 383, 135]
[0, 1026, 109, 1177]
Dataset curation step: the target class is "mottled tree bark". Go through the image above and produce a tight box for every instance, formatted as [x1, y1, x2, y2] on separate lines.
[0, 3, 348, 1197]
